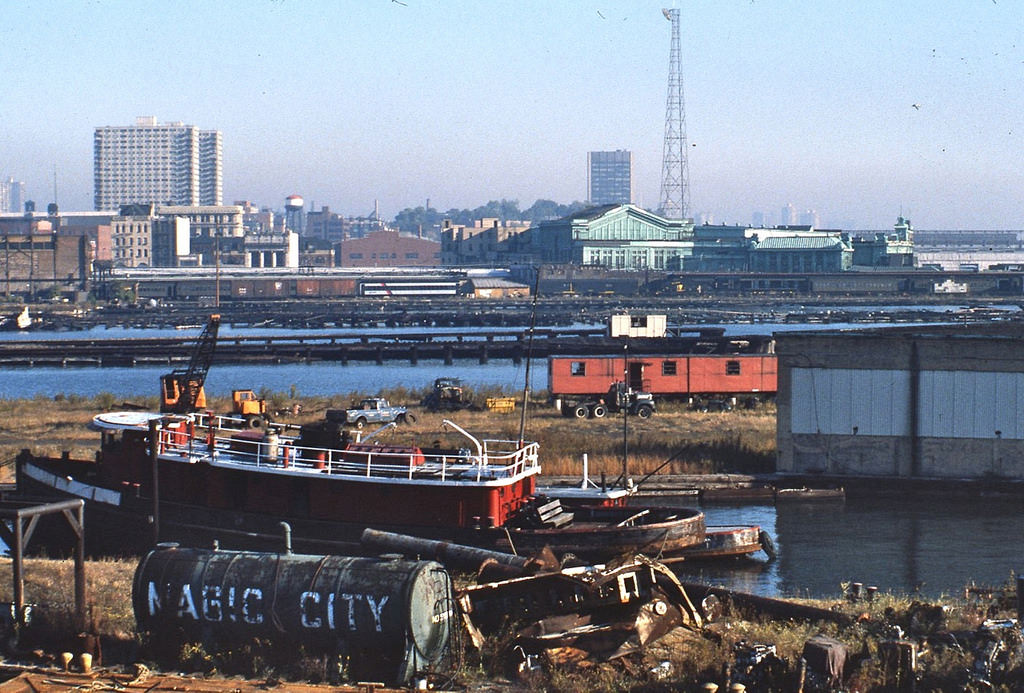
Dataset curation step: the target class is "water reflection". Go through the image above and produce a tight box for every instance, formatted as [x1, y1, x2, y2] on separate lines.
[667, 497, 1023, 599]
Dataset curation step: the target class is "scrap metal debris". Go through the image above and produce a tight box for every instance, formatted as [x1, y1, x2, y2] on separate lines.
[458, 554, 705, 662]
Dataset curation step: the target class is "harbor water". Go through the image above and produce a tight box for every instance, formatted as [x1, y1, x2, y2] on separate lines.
[671, 496, 1024, 599]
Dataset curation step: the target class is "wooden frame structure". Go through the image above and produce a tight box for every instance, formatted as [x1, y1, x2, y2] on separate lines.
[0, 499, 86, 632]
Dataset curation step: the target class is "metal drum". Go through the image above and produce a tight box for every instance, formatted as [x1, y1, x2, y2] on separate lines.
[133, 544, 453, 686]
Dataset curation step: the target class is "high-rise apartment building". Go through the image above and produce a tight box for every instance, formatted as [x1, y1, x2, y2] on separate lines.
[1, 177, 25, 213]
[93, 116, 222, 210]
[587, 150, 633, 205]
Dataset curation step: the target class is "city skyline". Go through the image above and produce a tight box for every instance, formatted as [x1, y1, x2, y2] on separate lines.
[3, 1, 1024, 229]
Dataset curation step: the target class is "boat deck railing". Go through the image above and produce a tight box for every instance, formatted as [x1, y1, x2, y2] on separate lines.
[155, 414, 540, 484]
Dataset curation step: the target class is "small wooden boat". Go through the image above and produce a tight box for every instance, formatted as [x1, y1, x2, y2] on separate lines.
[774, 486, 845, 502]
[669, 524, 775, 561]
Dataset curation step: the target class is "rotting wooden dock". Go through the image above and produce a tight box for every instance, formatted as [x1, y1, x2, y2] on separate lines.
[0, 328, 759, 368]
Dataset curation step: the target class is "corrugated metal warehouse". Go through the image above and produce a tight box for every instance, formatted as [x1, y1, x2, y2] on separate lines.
[776, 324, 1024, 481]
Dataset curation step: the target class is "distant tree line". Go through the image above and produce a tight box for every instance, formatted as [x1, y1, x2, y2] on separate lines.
[391, 198, 587, 234]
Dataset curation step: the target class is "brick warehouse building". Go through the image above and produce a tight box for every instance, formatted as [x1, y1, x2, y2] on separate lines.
[0, 227, 91, 296]
[336, 229, 440, 268]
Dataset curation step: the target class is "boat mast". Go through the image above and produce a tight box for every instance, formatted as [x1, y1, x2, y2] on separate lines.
[621, 343, 629, 485]
[517, 266, 541, 443]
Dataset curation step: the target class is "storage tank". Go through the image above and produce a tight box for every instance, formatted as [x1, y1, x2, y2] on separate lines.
[133, 544, 453, 686]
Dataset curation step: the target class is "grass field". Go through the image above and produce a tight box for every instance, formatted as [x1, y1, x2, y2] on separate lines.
[0, 388, 777, 481]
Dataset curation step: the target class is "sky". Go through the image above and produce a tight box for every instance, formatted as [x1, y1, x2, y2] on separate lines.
[3, 0, 1024, 230]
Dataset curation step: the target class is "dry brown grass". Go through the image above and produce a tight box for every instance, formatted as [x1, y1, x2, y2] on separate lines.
[0, 556, 137, 655]
[0, 395, 110, 480]
[0, 392, 777, 482]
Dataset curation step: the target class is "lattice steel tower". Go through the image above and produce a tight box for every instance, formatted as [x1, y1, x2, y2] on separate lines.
[659, 8, 690, 220]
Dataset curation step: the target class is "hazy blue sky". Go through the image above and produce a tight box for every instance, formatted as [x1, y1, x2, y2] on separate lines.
[3, 1, 1023, 229]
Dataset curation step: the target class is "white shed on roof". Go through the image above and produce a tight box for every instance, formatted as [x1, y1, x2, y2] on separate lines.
[609, 314, 667, 338]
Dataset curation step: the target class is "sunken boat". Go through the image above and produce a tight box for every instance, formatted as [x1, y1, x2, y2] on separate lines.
[14, 410, 705, 561]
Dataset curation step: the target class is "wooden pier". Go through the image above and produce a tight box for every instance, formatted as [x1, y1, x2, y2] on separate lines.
[0, 327, 625, 367]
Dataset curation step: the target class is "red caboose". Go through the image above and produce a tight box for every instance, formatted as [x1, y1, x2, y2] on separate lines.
[548, 352, 777, 402]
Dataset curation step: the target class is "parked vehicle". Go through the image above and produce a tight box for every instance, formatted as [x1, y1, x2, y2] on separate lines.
[231, 389, 271, 428]
[561, 382, 656, 419]
[421, 377, 476, 411]
[328, 397, 415, 428]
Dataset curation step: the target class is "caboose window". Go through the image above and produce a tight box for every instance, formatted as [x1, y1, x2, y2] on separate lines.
[726, 360, 741, 375]
[662, 360, 677, 376]
[570, 361, 586, 376]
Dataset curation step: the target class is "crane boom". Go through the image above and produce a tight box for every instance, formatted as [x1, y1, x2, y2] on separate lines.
[160, 314, 221, 413]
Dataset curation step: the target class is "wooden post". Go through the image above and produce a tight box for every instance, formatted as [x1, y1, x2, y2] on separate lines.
[71, 502, 86, 631]
[149, 418, 161, 546]
[12, 518, 23, 629]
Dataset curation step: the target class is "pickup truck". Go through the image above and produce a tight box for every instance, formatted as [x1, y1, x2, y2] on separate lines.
[326, 397, 416, 428]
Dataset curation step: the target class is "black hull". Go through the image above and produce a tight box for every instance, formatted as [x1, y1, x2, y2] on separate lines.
[14, 457, 705, 562]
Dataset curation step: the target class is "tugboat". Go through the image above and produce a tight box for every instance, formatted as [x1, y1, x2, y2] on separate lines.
[15, 410, 705, 561]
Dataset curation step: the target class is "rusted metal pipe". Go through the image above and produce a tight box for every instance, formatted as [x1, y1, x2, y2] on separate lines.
[361, 528, 537, 574]
[279, 521, 292, 554]
[679, 582, 854, 626]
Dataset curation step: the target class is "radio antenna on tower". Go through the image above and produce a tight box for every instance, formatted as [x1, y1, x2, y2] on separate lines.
[659, 7, 690, 220]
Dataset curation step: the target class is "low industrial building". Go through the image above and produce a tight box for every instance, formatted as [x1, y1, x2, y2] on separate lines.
[441, 217, 532, 266]
[0, 226, 91, 296]
[458, 277, 530, 298]
[531, 204, 693, 268]
[337, 228, 440, 268]
[776, 325, 1024, 482]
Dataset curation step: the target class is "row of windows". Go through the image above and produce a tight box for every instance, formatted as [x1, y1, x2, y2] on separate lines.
[569, 360, 743, 376]
[114, 248, 149, 258]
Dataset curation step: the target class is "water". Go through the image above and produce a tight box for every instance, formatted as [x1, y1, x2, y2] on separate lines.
[668, 496, 1024, 599]
[0, 360, 546, 399]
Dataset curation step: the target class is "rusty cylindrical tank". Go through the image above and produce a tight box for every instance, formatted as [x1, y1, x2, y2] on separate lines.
[132, 544, 453, 686]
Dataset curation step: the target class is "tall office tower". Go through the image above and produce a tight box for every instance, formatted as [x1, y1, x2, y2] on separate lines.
[752, 211, 772, 228]
[93, 116, 223, 210]
[1, 177, 25, 213]
[781, 203, 796, 226]
[798, 209, 820, 228]
[198, 130, 223, 207]
[658, 8, 690, 220]
[588, 150, 633, 205]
